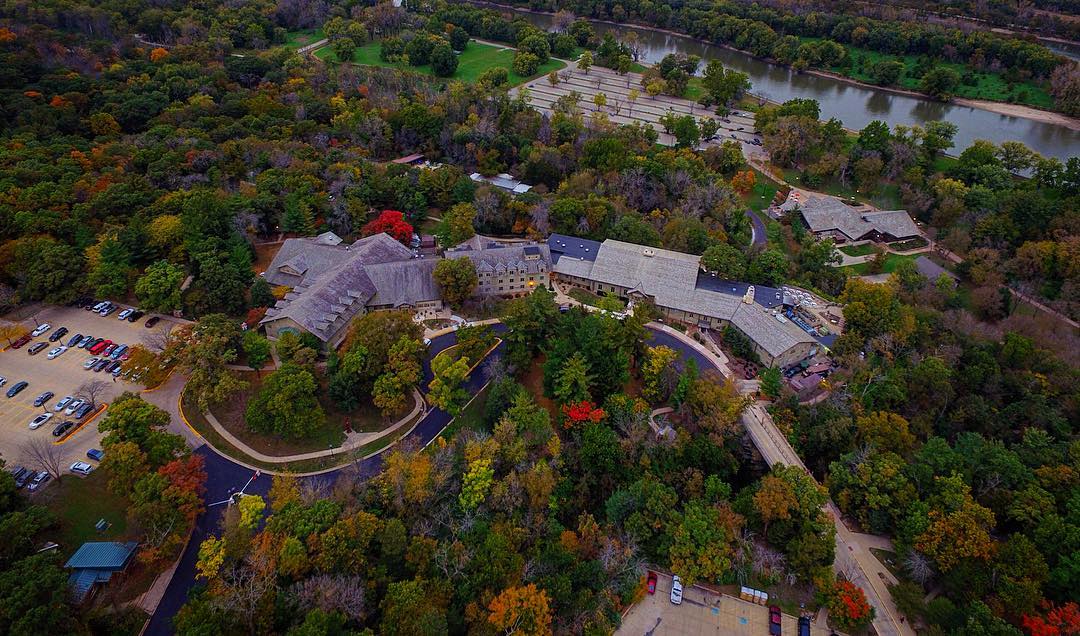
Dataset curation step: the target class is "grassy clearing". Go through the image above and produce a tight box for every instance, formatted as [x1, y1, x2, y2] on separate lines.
[888, 236, 930, 251]
[284, 28, 325, 50]
[40, 471, 130, 557]
[843, 252, 918, 275]
[744, 167, 780, 214]
[839, 243, 878, 257]
[567, 287, 626, 310]
[317, 40, 565, 86]
[802, 37, 1056, 110]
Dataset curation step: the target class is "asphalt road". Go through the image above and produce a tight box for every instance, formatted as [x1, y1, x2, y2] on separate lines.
[745, 209, 767, 248]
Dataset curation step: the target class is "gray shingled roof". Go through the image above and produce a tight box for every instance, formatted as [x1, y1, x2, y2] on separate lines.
[550, 237, 817, 357]
[446, 239, 551, 274]
[261, 234, 436, 341]
[798, 196, 920, 241]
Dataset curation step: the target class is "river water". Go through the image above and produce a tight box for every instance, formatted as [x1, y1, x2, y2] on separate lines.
[482, 4, 1080, 162]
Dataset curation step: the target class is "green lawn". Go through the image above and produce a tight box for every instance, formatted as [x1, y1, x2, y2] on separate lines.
[437, 383, 491, 442]
[839, 243, 878, 257]
[284, 28, 325, 50]
[317, 40, 565, 86]
[41, 471, 130, 557]
[843, 252, 918, 275]
[745, 167, 780, 214]
[802, 37, 1056, 110]
[568, 287, 625, 310]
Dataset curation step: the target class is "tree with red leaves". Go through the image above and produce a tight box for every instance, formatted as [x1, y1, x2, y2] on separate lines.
[561, 400, 606, 428]
[362, 209, 413, 244]
[1023, 602, 1080, 636]
[826, 579, 874, 631]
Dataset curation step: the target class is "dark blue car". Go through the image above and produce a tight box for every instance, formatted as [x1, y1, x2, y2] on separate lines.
[86, 448, 104, 461]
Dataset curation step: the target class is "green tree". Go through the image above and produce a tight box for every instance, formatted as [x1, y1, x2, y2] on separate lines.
[433, 257, 477, 307]
[459, 458, 495, 510]
[177, 315, 248, 410]
[502, 287, 559, 369]
[439, 203, 476, 247]
[135, 260, 185, 313]
[430, 42, 458, 77]
[380, 579, 447, 636]
[747, 249, 789, 285]
[577, 51, 592, 74]
[242, 331, 272, 375]
[0, 553, 79, 635]
[640, 345, 679, 404]
[101, 440, 150, 496]
[669, 501, 742, 584]
[428, 355, 471, 415]
[920, 67, 961, 101]
[554, 352, 592, 405]
[513, 52, 540, 77]
[700, 243, 746, 279]
[759, 366, 782, 399]
[245, 363, 325, 439]
[250, 277, 275, 308]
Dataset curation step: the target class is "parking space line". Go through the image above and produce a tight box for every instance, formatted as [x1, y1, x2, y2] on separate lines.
[53, 404, 107, 445]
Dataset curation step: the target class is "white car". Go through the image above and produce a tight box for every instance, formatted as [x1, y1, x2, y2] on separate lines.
[117, 308, 132, 320]
[29, 413, 54, 430]
[65, 399, 84, 416]
[54, 395, 73, 412]
[69, 462, 93, 475]
[670, 575, 683, 605]
[83, 357, 99, 369]
[0, 376, 6, 388]
[46, 346, 67, 360]
[31, 323, 51, 337]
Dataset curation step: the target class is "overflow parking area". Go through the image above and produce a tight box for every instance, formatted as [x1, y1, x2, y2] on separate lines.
[0, 304, 176, 477]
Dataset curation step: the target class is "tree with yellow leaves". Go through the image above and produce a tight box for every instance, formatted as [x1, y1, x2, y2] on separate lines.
[731, 169, 756, 195]
[488, 583, 553, 636]
[195, 536, 225, 581]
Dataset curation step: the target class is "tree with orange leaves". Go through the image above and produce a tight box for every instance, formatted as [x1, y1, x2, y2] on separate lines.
[150, 47, 169, 62]
[731, 169, 756, 195]
[825, 579, 874, 631]
[488, 584, 553, 636]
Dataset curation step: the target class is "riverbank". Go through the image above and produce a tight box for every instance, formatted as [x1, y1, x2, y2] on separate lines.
[467, 0, 1080, 129]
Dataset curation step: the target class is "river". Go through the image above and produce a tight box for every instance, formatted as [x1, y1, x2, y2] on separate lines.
[477, 3, 1080, 162]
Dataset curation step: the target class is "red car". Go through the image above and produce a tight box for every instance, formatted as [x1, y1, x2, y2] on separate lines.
[646, 571, 657, 595]
[10, 334, 32, 349]
[89, 339, 112, 355]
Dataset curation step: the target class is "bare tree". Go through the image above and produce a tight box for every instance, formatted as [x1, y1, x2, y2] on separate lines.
[76, 379, 110, 408]
[20, 437, 66, 479]
[292, 574, 367, 622]
[904, 550, 935, 585]
[142, 325, 174, 353]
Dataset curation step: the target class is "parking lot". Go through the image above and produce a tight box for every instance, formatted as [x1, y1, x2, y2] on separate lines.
[617, 573, 832, 636]
[0, 304, 176, 479]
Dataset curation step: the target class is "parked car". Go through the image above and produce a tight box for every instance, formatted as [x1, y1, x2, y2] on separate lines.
[84, 337, 103, 350]
[89, 339, 112, 355]
[646, 572, 657, 595]
[145, 316, 161, 328]
[127, 310, 144, 323]
[93, 359, 110, 372]
[111, 344, 128, 359]
[46, 346, 67, 360]
[769, 605, 782, 636]
[48, 327, 68, 342]
[33, 391, 54, 407]
[0, 376, 5, 388]
[83, 357, 99, 369]
[54, 395, 73, 412]
[10, 466, 30, 488]
[117, 308, 132, 320]
[91, 301, 106, 312]
[106, 360, 122, 373]
[65, 399, 84, 416]
[31, 323, 51, 337]
[28, 342, 47, 355]
[52, 420, 75, 437]
[87, 448, 104, 462]
[69, 462, 93, 475]
[66, 333, 83, 347]
[10, 334, 32, 349]
[798, 616, 810, 636]
[6, 381, 28, 397]
[26, 471, 51, 492]
[73, 402, 94, 419]
[15, 470, 33, 488]
[101, 305, 118, 316]
[670, 575, 683, 605]
[29, 412, 54, 430]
